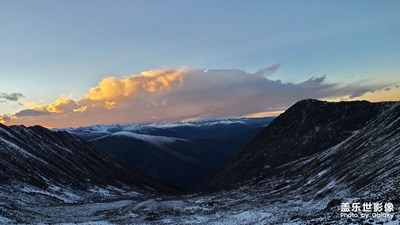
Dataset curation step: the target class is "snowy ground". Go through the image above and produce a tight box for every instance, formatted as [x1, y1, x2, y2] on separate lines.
[1, 182, 398, 224]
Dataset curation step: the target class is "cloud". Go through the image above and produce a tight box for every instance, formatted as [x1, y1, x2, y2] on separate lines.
[81, 69, 186, 107]
[349, 88, 375, 99]
[299, 75, 327, 88]
[14, 109, 50, 117]
[0, 92, 25, 102]
[254, 64, 280, 77]
[6, 69, 186, 119]
[26, 96, 80, 114]
[2, 66, 393, 127]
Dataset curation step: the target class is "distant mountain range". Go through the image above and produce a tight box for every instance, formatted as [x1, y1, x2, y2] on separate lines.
[59, 117, 274, 189]
[59, 117, 273, 140]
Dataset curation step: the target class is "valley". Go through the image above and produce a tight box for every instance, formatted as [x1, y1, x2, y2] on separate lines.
[1, 99, 399, 224]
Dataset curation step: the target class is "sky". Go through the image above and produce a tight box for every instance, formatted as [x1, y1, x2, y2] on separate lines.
[0, 0, 399, 128]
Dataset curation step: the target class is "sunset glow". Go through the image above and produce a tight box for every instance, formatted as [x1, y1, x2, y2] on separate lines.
[0, 1, 399, 128]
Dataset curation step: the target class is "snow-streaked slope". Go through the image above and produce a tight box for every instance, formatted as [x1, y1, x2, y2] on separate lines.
[202, 99, 395, 190]
[0, 124, 175, 197]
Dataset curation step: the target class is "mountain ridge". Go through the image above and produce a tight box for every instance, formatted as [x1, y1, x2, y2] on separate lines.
[200, 99, 396, 191]
[0, 123, 176, 193]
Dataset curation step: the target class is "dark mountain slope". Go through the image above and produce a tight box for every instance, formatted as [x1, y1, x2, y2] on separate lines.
[202, 99, 396, 191]
[0, 124, 174, 193]
[89, 129, 263, 190]
[90, 132, 207, 189]
[267, 101, 400, 200]
[64, 118, 273, 190]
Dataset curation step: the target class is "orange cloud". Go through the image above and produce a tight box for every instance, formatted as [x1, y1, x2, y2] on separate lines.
[82, 69, 186, 107]
[244, 110, 285, 118]
[15, 69, 187, 117]
[73, 105, 88, 113]
[26, 96, 78, 113]
[3, 68, 188, 127]
[47, 96, 79, 113]
[0, 114, 17, 124]
[3, 66, 398, 128]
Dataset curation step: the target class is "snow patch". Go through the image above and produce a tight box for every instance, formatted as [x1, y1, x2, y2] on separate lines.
[317, 180, 336, 195]
[57, 221, 115, 225]
[305, 169, 328, 185]
[20, 186, 82, 203]
[88, 187, 112, 197]
[0, 216, 11, 223]
[109, 131, 184, 146]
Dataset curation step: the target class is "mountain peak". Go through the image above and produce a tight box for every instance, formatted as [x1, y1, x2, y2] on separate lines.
[201, 99, 397, 191]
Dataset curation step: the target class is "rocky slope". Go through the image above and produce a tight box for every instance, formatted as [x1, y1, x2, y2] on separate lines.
[190, 99, 400, 224]
[0, 124, 177, 222]
[202, 99, 397, 191]
[0, 124, 174, 192]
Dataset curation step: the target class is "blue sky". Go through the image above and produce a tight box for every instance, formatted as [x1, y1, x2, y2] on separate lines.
[1, 0, 399, 127]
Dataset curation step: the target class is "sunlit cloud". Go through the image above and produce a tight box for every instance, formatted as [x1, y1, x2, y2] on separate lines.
[12, 69, 186, 115]
[1, 66, 396, 128]
[0, 114, 16, 123]
[80, 69, 186, 109]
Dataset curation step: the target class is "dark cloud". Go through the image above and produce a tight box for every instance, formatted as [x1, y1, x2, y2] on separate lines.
[15, 109, 51, 117]
[349, 88, 373, 99]
[299, 75, 327, 88]
[0, 92, 25, 102]
[254, 64, 280, 77]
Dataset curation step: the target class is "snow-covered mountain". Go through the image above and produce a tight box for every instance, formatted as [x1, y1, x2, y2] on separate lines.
[0, 124, 175, 223]
[58, 117, 273, 141]
[60, 117, 274, 189]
